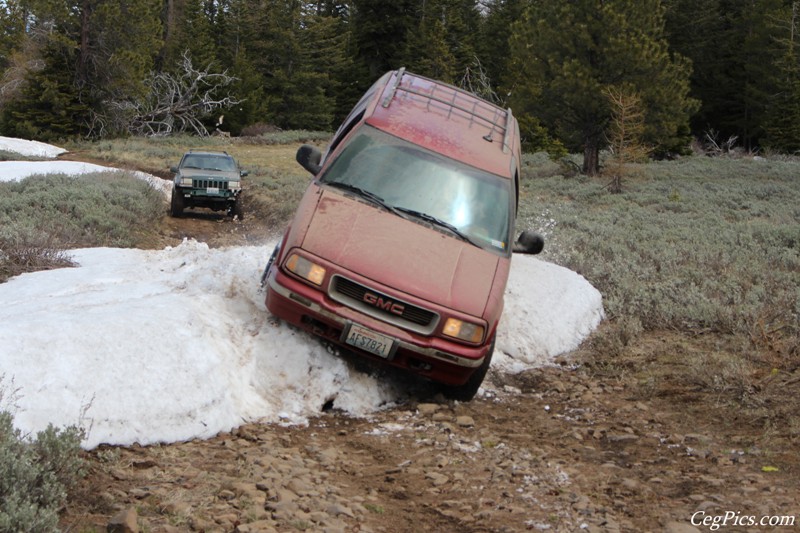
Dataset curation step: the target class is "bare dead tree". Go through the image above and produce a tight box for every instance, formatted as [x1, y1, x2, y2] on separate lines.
[458, 57, 504, 106]
[603, 85, 651, 193]
[106, 52, 242, 137]
[703, 128, 739, 156]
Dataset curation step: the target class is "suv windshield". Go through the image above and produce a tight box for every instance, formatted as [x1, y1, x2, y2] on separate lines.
[182, 154, 237, 172]
[320, 126, 512, 254]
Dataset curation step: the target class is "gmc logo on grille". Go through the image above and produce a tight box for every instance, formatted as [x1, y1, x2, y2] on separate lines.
[363, 292, 405, 315]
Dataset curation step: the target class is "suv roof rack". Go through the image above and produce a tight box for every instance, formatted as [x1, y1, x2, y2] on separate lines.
[381, 68, 514, 153]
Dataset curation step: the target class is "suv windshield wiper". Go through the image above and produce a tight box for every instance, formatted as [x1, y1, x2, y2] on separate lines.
[324, 181, 402, 216]
[393, 207, 479, 246]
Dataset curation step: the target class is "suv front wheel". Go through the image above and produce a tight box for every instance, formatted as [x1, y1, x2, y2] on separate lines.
[441, 337, 495, 401]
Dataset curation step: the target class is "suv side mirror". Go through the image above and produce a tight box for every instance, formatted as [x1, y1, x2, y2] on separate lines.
[240, 170, 249, 177]
[170, 166, 178, 173]
[513, 231, 545, 255]
[296, 145, 322, 175]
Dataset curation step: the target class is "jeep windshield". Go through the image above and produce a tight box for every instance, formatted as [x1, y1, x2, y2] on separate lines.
[182, 154, 237, 172]
[319, 126, 512, 254]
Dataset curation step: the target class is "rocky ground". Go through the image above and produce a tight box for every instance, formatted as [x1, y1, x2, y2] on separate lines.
[60, 329, 799, 533]
[54, 182, 799, 533]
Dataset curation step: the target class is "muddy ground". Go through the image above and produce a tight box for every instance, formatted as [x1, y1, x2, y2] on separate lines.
[59, 202, 799, 533]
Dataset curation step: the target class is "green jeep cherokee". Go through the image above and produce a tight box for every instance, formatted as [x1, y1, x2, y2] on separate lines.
[169, 150, 248, 219]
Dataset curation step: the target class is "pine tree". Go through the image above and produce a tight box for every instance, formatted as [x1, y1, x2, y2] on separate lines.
[480, 0, 525, 93]
[159, 0, 217, 73]
[662, 0, 724, 137]
[1, 41, 91, 141]
[762, 2, 800, 153]
[88, 0, 163, 100]
[404, 12, 457, 82]
[402, 0, 482, 84]
[0, 0, 26, 72]
[350, 0, 416, 78]
[238, 0, 339, 130]
[507, 0, 697, 175]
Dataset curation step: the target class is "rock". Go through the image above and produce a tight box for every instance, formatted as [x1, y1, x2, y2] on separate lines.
[664, 521, 701, 533]
[683, 433, 701, 443]
[456, 415, 475, 427]
[236, 520, 277, 532]
[107, 508, 138, 533]
[417, 403, 440, 415]
[217, 489, 236, 500]
[161, 501, 191, 516]
[426, 472, 450, 486]
[326, 503, 355, 518]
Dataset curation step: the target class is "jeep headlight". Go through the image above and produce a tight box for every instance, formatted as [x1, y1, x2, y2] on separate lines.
[180, 177, 193, 186]
[229, 180, 241, 189]
[285, 254, 326, 286]
[443, 318, 485, 343]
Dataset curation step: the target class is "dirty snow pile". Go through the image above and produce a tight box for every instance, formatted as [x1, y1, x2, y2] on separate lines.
[0, 137, 604, 450]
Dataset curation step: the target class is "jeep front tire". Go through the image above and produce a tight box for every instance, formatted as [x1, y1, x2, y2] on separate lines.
[232, 197, 244, 220]
[170, 189, 184, 217]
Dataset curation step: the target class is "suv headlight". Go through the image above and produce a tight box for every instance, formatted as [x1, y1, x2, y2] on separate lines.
[285, 254, 326, 286]
[180, 177, 193, 186]
[442, 318, 485, 343]
[229, 180, 241, 189]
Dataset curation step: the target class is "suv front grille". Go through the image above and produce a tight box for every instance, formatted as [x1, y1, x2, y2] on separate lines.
[192, 178, 229, 189]
[329, 275, 439, 335]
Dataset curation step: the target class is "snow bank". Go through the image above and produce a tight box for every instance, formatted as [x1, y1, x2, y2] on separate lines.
[0, 136, 66, 158]
[0, 239, 602, 448]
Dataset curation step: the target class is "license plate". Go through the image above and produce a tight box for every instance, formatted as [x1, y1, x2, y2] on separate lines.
[206, 187, 219, 194]
[345, 324, 394, 358]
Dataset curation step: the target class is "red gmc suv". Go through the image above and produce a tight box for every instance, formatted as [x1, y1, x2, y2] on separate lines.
[261, 68, 543, 400]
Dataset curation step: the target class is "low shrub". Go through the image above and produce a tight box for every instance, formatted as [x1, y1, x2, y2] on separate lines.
[519, 154, 800, 363]
[0, 172, 166, 281]
[0, 379, 85, 532]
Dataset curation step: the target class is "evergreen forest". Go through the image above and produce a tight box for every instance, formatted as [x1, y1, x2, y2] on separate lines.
[2, 0, 800, 174]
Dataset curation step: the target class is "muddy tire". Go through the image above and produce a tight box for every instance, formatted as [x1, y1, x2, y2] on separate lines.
[170, 188, 184, 217]
[232, 197, 244, 220]
[441, 337, 495, 402]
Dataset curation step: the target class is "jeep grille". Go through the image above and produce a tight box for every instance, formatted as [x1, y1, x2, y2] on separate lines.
[193, 178, 229, 189]
[329, 275, 439, 335]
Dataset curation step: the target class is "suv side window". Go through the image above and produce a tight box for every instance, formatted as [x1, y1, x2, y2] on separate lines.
[325, 109, 365, 161]
[323, 71, 392, 162]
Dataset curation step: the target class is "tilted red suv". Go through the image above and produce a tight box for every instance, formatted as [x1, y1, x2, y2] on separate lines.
[262, 68, 543, 400]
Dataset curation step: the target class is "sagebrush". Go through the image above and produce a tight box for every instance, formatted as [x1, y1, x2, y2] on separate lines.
[0, 377, 85, 532]
[518, 153, 800, 364]
[0, 172, 166, 281]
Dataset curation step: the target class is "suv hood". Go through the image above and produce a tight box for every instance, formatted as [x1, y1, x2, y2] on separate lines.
[301, 190, 501, 318]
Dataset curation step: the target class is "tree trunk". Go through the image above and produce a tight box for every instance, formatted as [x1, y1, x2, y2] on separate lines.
[78, 0, 91, 86]
[583, 137, 600, 176]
